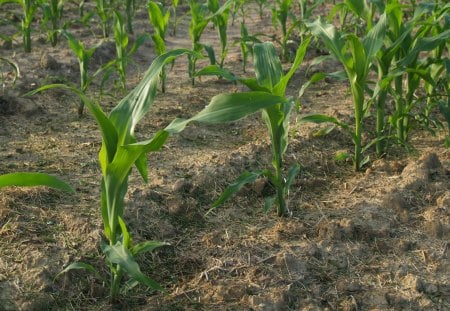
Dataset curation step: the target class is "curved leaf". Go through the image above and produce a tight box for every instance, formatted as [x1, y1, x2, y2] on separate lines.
[0, 172, 73, 192]
[165, 92, 287, 134]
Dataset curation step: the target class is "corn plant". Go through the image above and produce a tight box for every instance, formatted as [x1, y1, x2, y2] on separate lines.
[189, 39, 311, 216]
[207, 0, 232, 69]
[254, 0, 267, 19]
[62, 30, 101, 116]
[304, 14, 387, 171]
[125, 0, 135, 33]
[0, 0, 38, 52]
[170, 0, 179, 36]
[95, 0, 112, 38]
[236, 22, 262, 73]
[271, 0, 300, 62]
[148, 1, 170, 92]
[188, 0, 210, 85]
[41, 0, 64, 47]
[97, 11, 147, 95]
[384, 3, 450, 147]
[297, 0, 323, 42]
[0, 172, 73, 192]
[28, 49, 197, 300]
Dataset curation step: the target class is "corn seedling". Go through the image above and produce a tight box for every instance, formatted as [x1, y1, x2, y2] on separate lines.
[0, 172, 73, 192]
[0, 0, 38, 52]
[193, 39, 311, 216]
[41, 0, 64, 47]
[28, 49, 201, 300]
[207, 0, 232, 69]
[148, 1, 170, 92]
[305, 13, 387, 171]
[170, 0, 179, 36]
[254, 0, 267, 19]
[297, 0, 323, 41]
[95, 0, 112, 38]
[271, 0, 301, 62]
[235, 22, 263, 73]
[110, 10, 147, 93]
[230, 0, 245, 26]
[188, 0, 210, 85]
[62, 30, 101, 116]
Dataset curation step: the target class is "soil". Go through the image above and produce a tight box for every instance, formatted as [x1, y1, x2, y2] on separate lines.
[0, 1, 449, 310]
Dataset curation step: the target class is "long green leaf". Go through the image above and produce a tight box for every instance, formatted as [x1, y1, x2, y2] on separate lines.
[363, 13, 387, 59]
[208, 170, 265, 213]
[109, 49, 193, 146]
[165, 92, 287, 134]
[307, 18, 346, 65]
[274, 36, 312, 96]
[0, 172, 73, 192]
[131, 241, 169, 256]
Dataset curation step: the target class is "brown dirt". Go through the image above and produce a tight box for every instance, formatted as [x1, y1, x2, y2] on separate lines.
[1, 1, 449, 310]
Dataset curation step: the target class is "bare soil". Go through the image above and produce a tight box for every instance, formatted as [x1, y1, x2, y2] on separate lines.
[0, 2, 449, 310]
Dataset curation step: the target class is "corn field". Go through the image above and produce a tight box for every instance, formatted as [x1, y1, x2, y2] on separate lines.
[0, 0, 449, 309]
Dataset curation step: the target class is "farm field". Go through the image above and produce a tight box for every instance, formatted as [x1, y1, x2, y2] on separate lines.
[0, 0, 449, 310]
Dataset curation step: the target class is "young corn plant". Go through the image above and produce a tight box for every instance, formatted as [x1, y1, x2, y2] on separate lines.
[28, 49, 197, 300]
[170, 0, 179, 36]
[190, 39, 311, 216]
[188, 0, 210, 85]
[41, 0, 64, 47]
[271, 0, 300, 62]
[62, 30, 101, 116]
[110, 10, 147, 93]
[0, 0, 38, 52]
[254, 0, 267, 19]
[304, 14, 387, 171]
[148, 0, 170, 92]
[236, 22, 262, 73]
[95, 0, 112, 38]
[207, 0, 233, 69]
[98, 11, 147, 95]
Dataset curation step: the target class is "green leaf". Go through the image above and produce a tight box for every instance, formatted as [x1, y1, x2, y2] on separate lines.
[253, 42, 283, 90]
[131, 240, 169, 256]
[109, 49, 193, 147]
[165, 92, 287, 134]
[274, 36, 311, 96]
[298, 72, 326, 98]
[363, 13, 387, 59]
[208, 171, 265, 213]
[0, 172, 73, 192]
[194, 64, 237, 81]
[104, 242, 165, 292]
[285, 164, 300, 191]
[307, 18, 346, 65]
[264, 196, 276, 213]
